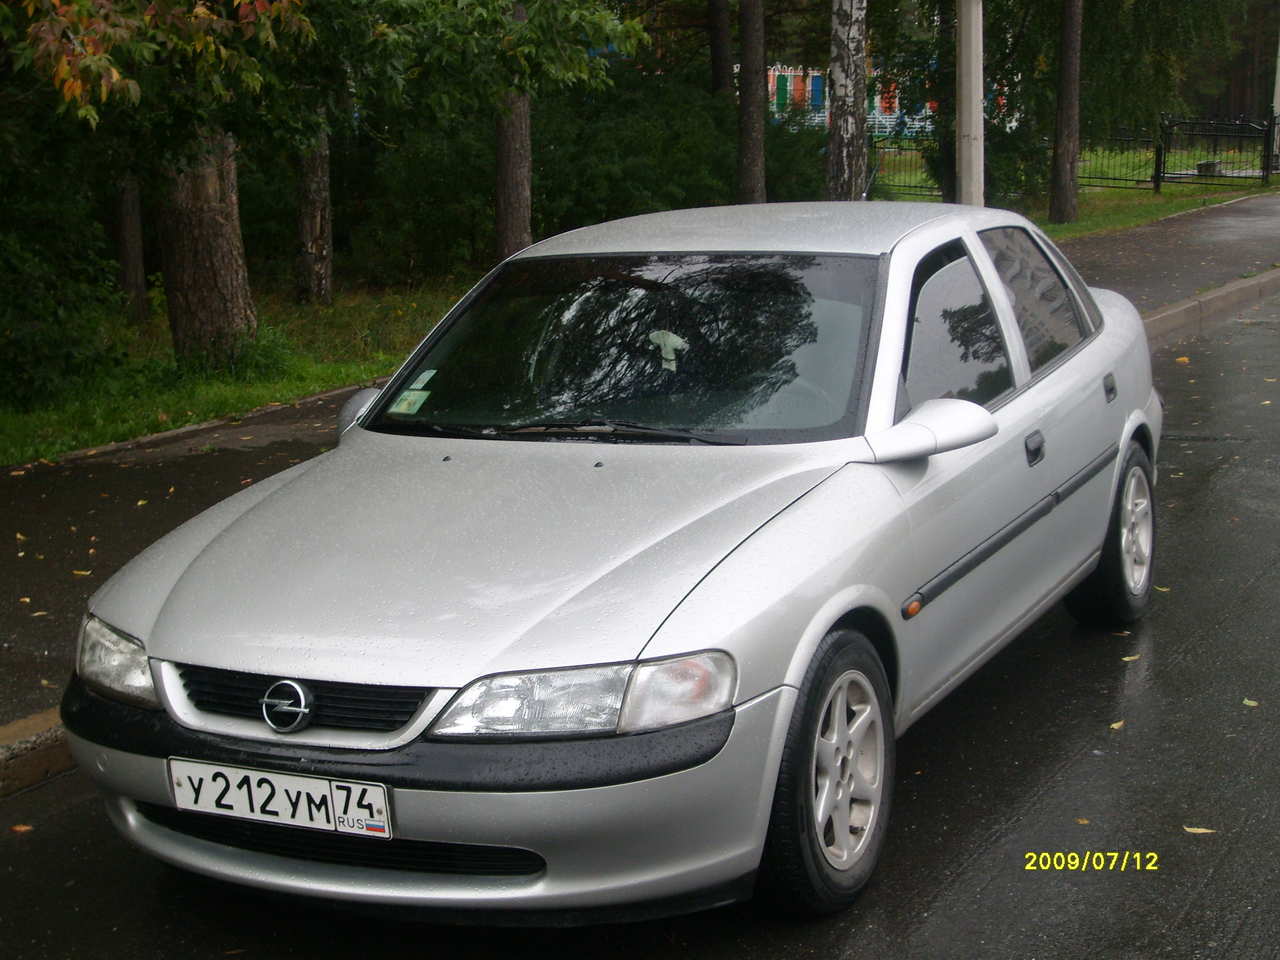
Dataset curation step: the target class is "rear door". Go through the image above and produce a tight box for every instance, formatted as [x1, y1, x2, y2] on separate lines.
[973, 225, 1126, 589]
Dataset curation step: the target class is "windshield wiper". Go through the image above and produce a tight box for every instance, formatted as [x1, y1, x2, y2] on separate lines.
[369, 421, 500, 440]
[503, 419, 746, 445]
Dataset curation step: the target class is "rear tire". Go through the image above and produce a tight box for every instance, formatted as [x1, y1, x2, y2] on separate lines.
[1065, 441, 1156, 625]
[759, 629, 894, 914]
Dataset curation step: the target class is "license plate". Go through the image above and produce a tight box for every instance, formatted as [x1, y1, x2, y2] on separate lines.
[168, 758, 392, 839]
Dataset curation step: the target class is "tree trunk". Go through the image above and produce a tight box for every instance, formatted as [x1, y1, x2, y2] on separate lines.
[737, 0, 767, 203]
[1048, 0, 1082, 223]
[495, 3, 532, 261]
[116, 174, 148, 326]
[709, 0, 733, 96]
[159, 130, 257, 368]
[826, 0, 869, 200]
[297, 129, 333, 305]
[929, 0, 959, 203]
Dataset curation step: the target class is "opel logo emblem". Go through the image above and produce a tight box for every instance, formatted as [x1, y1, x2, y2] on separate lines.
[259, 679, 313, 733]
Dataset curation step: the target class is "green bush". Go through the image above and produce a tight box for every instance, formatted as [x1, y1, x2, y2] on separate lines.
[0, 195, 124, 411]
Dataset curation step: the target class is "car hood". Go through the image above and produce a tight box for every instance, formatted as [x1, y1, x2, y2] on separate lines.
[91, 428, 858, 689]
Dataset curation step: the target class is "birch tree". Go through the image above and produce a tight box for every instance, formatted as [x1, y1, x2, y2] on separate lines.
[826, 0, 868, 201]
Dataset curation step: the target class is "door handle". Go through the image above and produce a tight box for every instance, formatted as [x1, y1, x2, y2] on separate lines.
[1025, 430, 1045, 466]
[1103, 373, 1118, 403]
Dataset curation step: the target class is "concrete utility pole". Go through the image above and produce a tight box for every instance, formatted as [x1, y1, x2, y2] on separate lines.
[956, 0, 984, 206]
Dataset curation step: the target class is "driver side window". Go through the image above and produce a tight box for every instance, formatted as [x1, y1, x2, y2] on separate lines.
[897, 241, 1013, 420]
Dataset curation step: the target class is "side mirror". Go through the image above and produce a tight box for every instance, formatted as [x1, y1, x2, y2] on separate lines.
[863, 398, 997, 463]
[337, 387, 380, 441]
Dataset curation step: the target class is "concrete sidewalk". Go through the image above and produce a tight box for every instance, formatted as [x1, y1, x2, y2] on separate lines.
[4, 192, 1280, 796]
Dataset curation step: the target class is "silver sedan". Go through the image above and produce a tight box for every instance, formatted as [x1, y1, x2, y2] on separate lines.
[64, 202, 1160, 920]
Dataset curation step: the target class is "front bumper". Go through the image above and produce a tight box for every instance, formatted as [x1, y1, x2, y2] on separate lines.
[65, 677, 795, 915]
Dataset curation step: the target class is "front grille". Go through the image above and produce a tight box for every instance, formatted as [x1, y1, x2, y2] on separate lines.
[137, 803, 546, 876]
[178, 664, 429, 732]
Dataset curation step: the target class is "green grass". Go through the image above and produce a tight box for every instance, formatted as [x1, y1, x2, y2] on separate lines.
[0, 281, 472, 467]
[1034, 182, 1277, 242]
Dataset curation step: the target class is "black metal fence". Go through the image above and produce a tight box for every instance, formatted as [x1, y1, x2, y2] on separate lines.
[868, 115, 1276, 200]
[867, 136, 942, 199]
[1155, 116, 1275, 189]
[1077, 131, 1158, 189]
[1080, 116, 1276, 191]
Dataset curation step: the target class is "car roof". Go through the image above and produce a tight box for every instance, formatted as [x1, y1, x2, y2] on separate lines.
[514, 201, 1021, 260]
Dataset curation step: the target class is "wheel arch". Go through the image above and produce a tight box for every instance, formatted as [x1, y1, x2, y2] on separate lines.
[1129, 421, 1154, 464]
[827, 607, 899, 708]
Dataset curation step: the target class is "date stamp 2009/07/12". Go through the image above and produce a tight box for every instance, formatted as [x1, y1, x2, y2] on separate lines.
[1024, 851, 1159, 872]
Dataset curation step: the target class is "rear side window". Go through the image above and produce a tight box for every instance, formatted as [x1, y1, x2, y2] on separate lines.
[900, 241, 1012, 415]
[979, 227, 1088, 372]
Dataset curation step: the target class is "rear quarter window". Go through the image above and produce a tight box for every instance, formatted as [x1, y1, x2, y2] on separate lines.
[979, 227, 1089, 372]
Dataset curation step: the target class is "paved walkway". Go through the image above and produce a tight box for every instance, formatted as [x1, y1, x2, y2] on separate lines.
[2, 192, 1279, 791]
[1059, 192, 1280, 312]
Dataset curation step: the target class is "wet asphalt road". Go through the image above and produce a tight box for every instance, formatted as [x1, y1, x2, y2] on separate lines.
[0, 395, 358, 724]
[3, 298, 1280, 957]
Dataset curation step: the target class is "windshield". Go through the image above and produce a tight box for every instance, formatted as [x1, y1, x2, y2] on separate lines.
[368, 253, 880, 444]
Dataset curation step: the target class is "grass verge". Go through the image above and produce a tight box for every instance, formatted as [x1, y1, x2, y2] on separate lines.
[1033, 183, 1277, 242]
[1, 281, 471, 467]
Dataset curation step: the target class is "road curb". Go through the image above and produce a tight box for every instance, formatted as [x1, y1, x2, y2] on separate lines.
[1142, 266, 1280, 348]
[0, 709, 71, 798]
[4, 269, 1279, 799]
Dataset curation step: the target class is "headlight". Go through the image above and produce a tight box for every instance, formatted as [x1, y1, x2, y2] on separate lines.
[430, 651, 736, 738]
[76, 616, 160, 709]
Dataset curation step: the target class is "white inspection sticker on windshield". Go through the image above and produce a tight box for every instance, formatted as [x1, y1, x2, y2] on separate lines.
[407, 369, 437, 390]
[389, 389, 430, 415]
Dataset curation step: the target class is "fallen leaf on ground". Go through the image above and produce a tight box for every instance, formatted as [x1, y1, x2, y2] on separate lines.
[1175, 356, 1191, 364]
[1154, 585, 1171, 592]
[136, 499, 148, 507]
[1122, 654, 1141, 662]
[1112, 630, 1131, 637]
[18, 597, 29, 604]
[1182, 826, 1217, 835]
[39, 679, 55, 688]
[15, 532, 26, 541]
[1076, 818, 1090, 825]
[1243, 698, 1259, 707]
[71, 570, 91, 577]
[9, 824, 33, 834]
[1266, 378, 1277, 383]
[10, 469, 25, 476]
[167, 486, 175, 495]
[1263, 401, 1273, 406]
[1110, 720, 1125, 730]
[31, 611, 47, 617]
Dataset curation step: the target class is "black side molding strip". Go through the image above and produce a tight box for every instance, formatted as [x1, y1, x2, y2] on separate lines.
[1055, 443, 1120, 504]
[901, 442, 1119, 619]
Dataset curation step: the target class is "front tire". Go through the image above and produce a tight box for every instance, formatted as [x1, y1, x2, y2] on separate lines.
[1065, 441, 1156, 625]
[759, 629, 895, 914]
